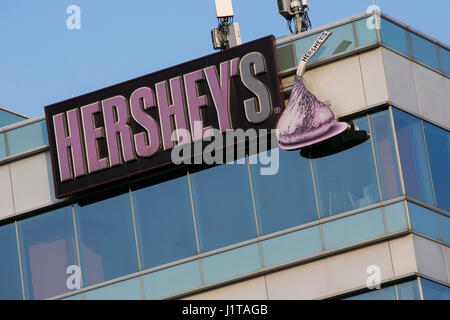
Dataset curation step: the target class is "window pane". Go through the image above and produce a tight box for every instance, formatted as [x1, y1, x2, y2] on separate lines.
[393, 109, 434, 205]
[201, 243, 261, 284]
[384, 202, 408, 233]
[439, 47, 450, 75]
[397, 280, 420, 300]
[380, 19, 410, 56]
[345, 286, 397, 300]
[410, 33, 440, 70]
[62, 294, 83, 300]
[0, 224, 22, 300]
[132, 176, 197, 270]
[0, 133, 6, 159]
[322, 209, 385, 250]
[190, 164, 256, 252]
[438, 214, 450, 244]
[261, 226, 322, 267]
[369, 110, 402, 200]
[85, 277, 142, 300]
[312, 117, 380, 217]
[277, 43, 296, 72]
[249, 149, 318, 235]
[407, 202, 440, 240]
[18, 207, 78, 300]
[0, 110, 27, 127]
[295, 23, 355, 64]
[75, 193, 139, 287]
[421, 278, 450, 300]
[423, 122, 450, 212]
[6, 120, 48, 156]
[354, 17, 378, 47]
[143, 260, 202, 300]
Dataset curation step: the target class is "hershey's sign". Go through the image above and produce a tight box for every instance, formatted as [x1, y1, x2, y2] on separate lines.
[45, 36, 283, 198]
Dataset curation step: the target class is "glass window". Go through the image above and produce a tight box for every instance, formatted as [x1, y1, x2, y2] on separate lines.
[322, 209, 385, 250]
[0, 133, 6, 159]
[384, 202, 408, 233]
[420, 278, 450, 300]
[143, 260, 202, 300]
[409, 33, 440, 70]
[132, 176, 197, 270]
[369, 110, 402, 200]
[295, 23, 355, 64]
[354, 17, 378, 47]
[18, 207, 78, 300]
[75, 193, 139, 287]
[423, 122, 450, 212]
[261, 226, 322, 267]
[393, 109, 434, 206]
[201, 243, 261, 285]
[190, 164, 257, 252]
[438, 214, 450, 244]
[345, 286, 397, 300]
[6, 120, 48, 156]
[380, 18, 410, 56]
[0, 223, 23, 300]
[0, 110, 26, 128]
[249, 149, 318, 235]
[397, 280, 420, 300]
[277, 43, 296, 72]
[407, 202, 440, 240]
[312, 117, 380, 217]
[62, 294, 83, 300]
[85, 277, 142, 300]
[439, 46, 450, 75]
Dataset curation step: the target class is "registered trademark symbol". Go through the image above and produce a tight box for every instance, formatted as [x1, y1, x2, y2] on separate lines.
[274, 106, 281, 114]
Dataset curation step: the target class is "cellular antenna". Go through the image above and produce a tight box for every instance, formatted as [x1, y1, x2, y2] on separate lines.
[277, 0, 312, 34]
[211, 0, 242, 50]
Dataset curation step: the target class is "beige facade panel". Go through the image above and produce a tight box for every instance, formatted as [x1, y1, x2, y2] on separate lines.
[9, 152, 54, 214]
[0, 164, 15, 219]
[388, 234, 418, 277]
[413, 235, 448, 283]
[359, 48, 389, 107]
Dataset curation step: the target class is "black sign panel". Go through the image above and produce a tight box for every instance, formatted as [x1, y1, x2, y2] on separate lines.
[45, 35, 283, 198]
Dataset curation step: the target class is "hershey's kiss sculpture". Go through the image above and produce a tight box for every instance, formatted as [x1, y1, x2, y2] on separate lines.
[276, 31, 351, 151]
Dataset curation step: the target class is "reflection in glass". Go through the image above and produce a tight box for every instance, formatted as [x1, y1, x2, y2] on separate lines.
[407, 202, 440, 240]
[201, 244, 261, 284]
[420, 278, 450, 300]
[439, 47, 450, 75]
[0, 224, 23, 300]
[143, 260, 202, 300]
[277, 43, 296, 72]
[261, 226, 322, 267]
[409, 33, 440, 70]
[393, 109, 434, 206]
[18, 207, 78, 300]
[423, 122, 450, 212]
[132, 176, 197, 269]
[75, 193, 139, 287]
[397, 280, 420, 300]
[190, 164, 257, 252]
[0, 133, 6, 159]
[369, 110, 401, 200]
[322, 209, 385, 250]
[84, 277, 142, 300]
[250, 149, 318, 235]
[380, 18, 410, 56]
[384, 202, 408, 233]
[0, 109, 27, 127]
[354, 17, 378, 47]
[6, 120, 48, 156]
[295, 23, 355, 64]
[345, 286, 397, 300]
[312, 117, 380, 217]
[438, 214, 450, 244]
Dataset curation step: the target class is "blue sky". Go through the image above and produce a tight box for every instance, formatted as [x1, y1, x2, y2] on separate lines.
[0, 0, 449, 117]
